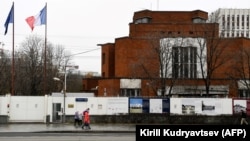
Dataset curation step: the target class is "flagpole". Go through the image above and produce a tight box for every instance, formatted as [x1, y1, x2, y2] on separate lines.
[12, 1, 15, 96]
[44, 2, 47, 95]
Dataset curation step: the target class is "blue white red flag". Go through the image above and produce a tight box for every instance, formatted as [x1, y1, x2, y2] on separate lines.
[25, 5, 46, 31]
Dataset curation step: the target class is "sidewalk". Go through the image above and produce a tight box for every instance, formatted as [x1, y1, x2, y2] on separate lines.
[0, 123, 136, 133]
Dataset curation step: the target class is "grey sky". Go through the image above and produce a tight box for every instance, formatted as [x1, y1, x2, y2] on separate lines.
[1, 0, 249, 73]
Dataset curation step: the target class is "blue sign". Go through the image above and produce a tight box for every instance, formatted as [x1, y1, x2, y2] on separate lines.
[75, 98, 88, 102]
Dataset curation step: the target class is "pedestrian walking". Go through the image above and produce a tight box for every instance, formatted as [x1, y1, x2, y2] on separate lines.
[78, 112, 83, 126]
[74, 111, 80, 127]
[240, 110, 248, 125]
[82, 108, 91, 129]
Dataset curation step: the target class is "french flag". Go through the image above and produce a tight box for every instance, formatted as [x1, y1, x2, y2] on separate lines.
[25, 5, 46, 31]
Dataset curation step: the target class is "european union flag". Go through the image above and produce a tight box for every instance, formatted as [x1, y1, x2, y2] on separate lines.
[4, 3, 14, 35]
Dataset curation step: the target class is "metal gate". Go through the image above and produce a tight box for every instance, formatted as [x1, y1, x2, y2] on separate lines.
[52, 103, 62, 122]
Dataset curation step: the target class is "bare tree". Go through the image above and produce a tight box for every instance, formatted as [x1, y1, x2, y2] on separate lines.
[16, 35, 45, 95]
[0, 35, 83, 95]
[15, 35, 67, 95]
[194, 23, 230, 96]
[230, 46, 250, 97]
[129, 33, 182, 97]
[0, 49, 11, 95]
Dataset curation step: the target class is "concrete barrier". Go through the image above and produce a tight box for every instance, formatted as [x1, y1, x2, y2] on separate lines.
[64, 114, 246, 125]
[0, 115, 9, 124]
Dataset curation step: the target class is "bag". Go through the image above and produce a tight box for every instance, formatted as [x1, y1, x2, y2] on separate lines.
[84, 122, 89, 126]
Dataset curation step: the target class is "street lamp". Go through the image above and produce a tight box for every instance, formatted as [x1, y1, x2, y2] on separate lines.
[53, 77, 61, 82]
[53, 63, 78, 123]
[53, 77, 66, 123]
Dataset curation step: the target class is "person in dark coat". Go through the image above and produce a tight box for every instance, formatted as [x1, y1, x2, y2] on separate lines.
[240, 110, 248, 125]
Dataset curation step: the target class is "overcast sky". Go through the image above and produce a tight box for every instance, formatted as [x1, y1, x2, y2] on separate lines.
[1, 0, 250, 73]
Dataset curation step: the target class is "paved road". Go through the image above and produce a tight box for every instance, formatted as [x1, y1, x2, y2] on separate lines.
[0, 123, 136, 141]
[0, 123, 135, 132]
[0, 132, 135, 141]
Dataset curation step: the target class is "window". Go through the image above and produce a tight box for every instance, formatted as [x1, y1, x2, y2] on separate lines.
[222, 15, 225, 29]
[134, 17, 151, 24]
[172, 46, 197, 79]
[222, 15, 225, 21]
[102, 53, 105, 65]
[239, 90, 250, 98]
[221, 32, 225, 37]
[192, 18, 206, 23]
[231, 16, 234, 29]
[227, 15, 230, 22]
[141, 18, 149, 23]
[241, 32, 244, 37]
[237, 15, 240, 29]
[120, 89, 141, 97]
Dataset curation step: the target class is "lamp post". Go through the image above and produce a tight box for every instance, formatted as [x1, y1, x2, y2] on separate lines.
[53, 63, 78, 123]
[53, 77, 66, 123]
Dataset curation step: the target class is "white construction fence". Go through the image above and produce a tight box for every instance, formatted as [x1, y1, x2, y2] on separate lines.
[0, 93, 249, 123]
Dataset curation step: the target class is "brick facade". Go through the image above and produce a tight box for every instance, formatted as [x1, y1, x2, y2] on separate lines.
[82, 9, 250, 98]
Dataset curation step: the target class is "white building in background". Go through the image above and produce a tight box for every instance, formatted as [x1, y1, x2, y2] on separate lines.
[210, 9, 250, 38]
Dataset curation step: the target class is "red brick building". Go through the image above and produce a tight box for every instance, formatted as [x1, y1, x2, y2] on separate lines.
[83, 9, 250, 98]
